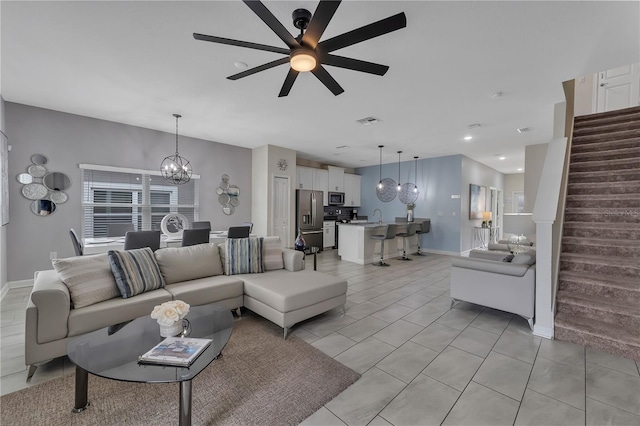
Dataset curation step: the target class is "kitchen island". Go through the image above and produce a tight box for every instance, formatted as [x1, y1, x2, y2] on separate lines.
[338, 222, 416, 265]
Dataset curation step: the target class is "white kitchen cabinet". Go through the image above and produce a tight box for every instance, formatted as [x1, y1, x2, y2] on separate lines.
[297, 166, 313, 189]
[327, 166, 344, 192]
[313, 169, 329, 206]
[343, 173, 362, 207]
[323, 221, 335, 248]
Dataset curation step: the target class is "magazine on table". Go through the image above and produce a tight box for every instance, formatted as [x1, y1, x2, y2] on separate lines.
[138, 336, 212, 367]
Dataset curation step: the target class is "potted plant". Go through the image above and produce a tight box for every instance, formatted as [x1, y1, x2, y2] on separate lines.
[406, 202, 415, 222]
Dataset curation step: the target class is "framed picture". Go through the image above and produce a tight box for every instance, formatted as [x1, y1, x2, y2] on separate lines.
[469, 184, 486, 219]
[512, 191, 525, 213]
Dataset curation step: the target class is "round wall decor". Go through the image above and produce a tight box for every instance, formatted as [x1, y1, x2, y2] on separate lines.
[277, 159, 288, 171]
[22, 183, 48, 200]
[160, 213, 189, 239]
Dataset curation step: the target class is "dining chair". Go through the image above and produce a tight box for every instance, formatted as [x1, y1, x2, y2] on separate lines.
[227, 226, 250, 239]
[241, 222, 253, 233]
[107, 223, 135, 237]
[69, 228, 83, 256]
[191, 221, 212, 231]
[181, 228, 211, 247]
[124, 230, 161, 251]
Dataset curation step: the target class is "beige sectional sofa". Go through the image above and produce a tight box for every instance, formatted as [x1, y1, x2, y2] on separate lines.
[25, 237, 347, 379]
[450, 249, 536, 329]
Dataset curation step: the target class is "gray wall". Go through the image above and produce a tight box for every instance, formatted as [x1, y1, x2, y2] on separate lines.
[460, 156, 505, 253]
[6, 103, 252, 281]
[524, 143, 549, 212]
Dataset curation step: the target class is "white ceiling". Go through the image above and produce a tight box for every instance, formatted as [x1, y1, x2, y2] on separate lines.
[2, 1, 639, 173]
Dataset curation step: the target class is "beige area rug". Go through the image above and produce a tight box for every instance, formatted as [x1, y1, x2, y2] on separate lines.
[1, 316, 359, 426]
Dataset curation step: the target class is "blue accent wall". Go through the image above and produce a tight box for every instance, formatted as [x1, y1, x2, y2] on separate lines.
[356, 155, 463, 254]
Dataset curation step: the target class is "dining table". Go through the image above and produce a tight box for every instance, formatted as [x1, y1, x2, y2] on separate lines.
[83, 231, 239, 255]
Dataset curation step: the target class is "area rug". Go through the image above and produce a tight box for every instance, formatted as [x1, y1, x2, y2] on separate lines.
[1, 316, 359, 425]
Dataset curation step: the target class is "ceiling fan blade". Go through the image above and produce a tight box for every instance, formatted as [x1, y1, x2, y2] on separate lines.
[193, 33, 289, 55]
[278, 69, 300, 97]
[302, 0, 341, 49]
[319, 12, 406, 53]
[311, 65, 344, 96]
[242, 0, 300, 50]
[321, 54, 389, 76]
[228, 57, 290, 80]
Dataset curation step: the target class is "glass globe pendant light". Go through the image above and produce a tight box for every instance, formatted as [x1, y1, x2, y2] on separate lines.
[161, 114, 192, 185]
[397, 151, 402, 191]
[377, 145, 384, 190]
[413, 156, 419, 193]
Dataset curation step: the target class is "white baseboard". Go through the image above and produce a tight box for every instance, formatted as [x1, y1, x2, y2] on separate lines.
[533, 324, 554, 339]
[0, 279, 34, 301]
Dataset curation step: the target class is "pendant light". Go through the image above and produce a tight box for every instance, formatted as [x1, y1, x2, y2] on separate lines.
[413, 156, 419, 193]
[377, 145, 384, 190]
[397, 151, 402, 191]
[161, 114, 192, 185]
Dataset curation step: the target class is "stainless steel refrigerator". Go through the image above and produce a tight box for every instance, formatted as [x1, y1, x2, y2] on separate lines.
[296, 189, 324, 252]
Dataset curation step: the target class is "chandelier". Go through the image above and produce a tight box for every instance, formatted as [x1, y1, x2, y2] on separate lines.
[161, 114, 192, 185]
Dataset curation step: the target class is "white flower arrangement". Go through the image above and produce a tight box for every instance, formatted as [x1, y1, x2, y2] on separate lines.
[150, 300, 190, 326]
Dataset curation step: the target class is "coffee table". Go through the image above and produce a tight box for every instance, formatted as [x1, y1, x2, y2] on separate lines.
[67, 302, 233, 426]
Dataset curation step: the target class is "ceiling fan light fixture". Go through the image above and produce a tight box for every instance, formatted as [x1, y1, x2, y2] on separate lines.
[290, 50, 317, 72]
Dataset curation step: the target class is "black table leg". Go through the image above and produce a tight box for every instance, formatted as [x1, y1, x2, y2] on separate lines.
[313, 252, 317, 271]
[72, 365, 90, 413]
[179, 380, 192, 426]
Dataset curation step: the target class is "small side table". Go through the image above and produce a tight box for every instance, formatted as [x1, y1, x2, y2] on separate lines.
[304, 247, 320, 271]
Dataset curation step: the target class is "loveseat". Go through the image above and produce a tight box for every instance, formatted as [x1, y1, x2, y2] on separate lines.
[25, 236, 347, 379]
[450, 249, 536, 329]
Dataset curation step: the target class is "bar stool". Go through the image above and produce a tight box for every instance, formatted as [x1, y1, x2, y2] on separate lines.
[396, 222, 421, 260]
[370, 224, 398, 266]
[414, 219, 431, 256]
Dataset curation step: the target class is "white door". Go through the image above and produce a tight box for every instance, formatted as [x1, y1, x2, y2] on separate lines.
[596, 64, 640, 112]
[273, 176, 290, 245]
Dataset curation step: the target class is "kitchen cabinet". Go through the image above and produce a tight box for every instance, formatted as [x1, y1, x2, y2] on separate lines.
[313, 169, 329, 206]
[343, 173, 361, 207]
[327, 166, 344, 192]
[297, 166, 313, 189]
[323, 221, 335, 248]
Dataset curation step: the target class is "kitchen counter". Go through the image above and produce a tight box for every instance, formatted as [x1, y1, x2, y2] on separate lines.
[337, 222, 416, 265]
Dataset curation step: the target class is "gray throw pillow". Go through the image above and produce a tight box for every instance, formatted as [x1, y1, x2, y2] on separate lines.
[52, 253, 120, 308]
[108, 248, 165, 298]
[511, 252, 536, 266]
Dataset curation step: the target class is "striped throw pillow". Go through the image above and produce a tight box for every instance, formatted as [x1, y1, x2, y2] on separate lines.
[108, 248, 165, 298]
[52, 253, 120, 308]
[262, 236, 284, 271]
[222, 237, 264, 275]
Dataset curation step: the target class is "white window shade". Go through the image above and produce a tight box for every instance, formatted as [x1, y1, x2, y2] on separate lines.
[81, 165, 199, 238]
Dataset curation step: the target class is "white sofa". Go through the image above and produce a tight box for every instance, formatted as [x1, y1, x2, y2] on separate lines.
[450, 250, 536, 329]
[25, 237, 347, 379]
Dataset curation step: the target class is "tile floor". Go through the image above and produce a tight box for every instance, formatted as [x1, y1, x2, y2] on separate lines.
[1, 251, 639, 425]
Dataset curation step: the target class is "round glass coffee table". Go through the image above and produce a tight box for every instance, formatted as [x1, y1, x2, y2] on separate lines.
[67, 302, 233, 426]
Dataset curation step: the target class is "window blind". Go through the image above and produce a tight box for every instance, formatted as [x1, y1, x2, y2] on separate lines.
[81, 165, 199, 238]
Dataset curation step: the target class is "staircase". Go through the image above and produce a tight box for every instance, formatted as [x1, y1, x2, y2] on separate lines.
[555, 105, 640, 360]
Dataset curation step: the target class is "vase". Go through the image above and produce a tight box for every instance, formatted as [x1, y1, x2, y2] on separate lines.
[294, 228, 306, 252]
[407, 210, 414, 222]
[159, 321, 184, 337]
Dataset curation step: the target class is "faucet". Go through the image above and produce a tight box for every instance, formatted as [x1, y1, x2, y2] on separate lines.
[372, 209, 382, 225]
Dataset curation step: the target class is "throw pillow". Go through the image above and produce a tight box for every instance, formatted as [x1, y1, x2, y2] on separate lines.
[501, 254, 515, 262]
[222, 237, 264, 275]
[108, 248, 165, 298]
[155, 243, 223, 284]
[262, 236, 284, 271]
[52, 253, 120, 309]
[511, 251, 536, 266]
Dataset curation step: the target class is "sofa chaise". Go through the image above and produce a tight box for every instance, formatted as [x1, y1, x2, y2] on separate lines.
[25, 236, 347, 379]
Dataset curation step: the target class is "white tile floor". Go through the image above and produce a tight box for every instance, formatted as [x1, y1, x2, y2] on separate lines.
[1, 251, 639, 425]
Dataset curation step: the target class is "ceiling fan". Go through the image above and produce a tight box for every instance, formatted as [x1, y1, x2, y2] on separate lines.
[193, 0, 406, 97]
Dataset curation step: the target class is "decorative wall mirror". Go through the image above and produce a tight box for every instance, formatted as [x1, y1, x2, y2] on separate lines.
[31, 154, 48, 165]
[43, 172, 71, 191]
[31, 199, 56, 216]
[28, 164, 47, 178]
[17, 173, 33, 184]
[216, 174, 239, 215]
[22, 183, 48, 200]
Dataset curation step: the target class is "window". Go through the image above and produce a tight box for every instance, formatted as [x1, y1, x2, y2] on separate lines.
[80, 164, 199, 238]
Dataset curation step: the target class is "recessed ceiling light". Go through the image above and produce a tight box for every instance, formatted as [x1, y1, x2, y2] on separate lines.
[463, 136, 473, 141]
[490, 91, 503, 99]
[356, 116, 382, 126]
[517, 168, 523, 171]
[467, 123, 481, 129]
[336, 145, 349, 149]
[499, 156, 506, 160]
[517, 127, 530, 133]
[234, 61, 248, 69]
